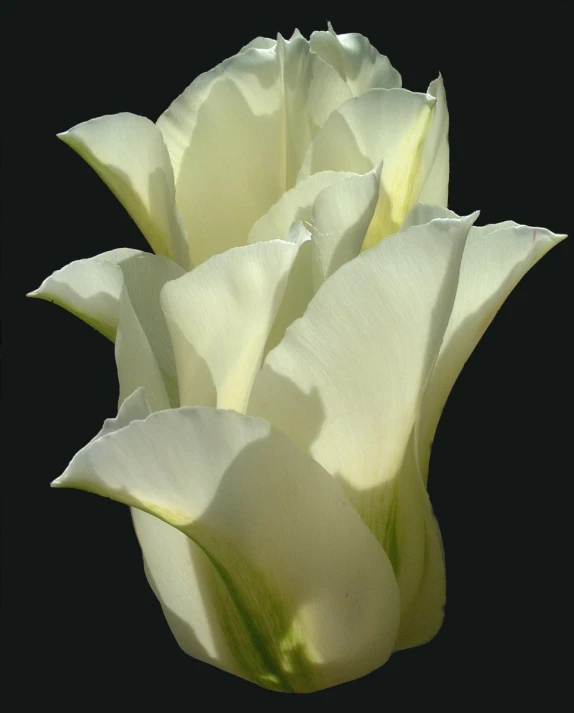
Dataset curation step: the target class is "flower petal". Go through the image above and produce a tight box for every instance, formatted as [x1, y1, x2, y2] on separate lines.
[312, 165, 382, 285]
[415, 206, 567, 481]
[74, 388, 243, 675]
[298, 83, 449, 247]
[157, 36, 351, 265]
[310, 25, 401, 96]
[28, 248, 142, 339]
[53, 407, 399, 692]
[247, 170, 356, 245]
[160, 240, 305, 412]
[114, 254, 184, 410]
[58, 114, 189, 267]
[248, 214, 477, 644]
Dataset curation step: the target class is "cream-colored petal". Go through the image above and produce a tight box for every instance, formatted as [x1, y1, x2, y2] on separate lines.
[157, 36, 351, 265]
[310, 25, 401, 96]
[115, 254, 184, 409]
[418, 211, 566, 482]
[415, 77, 449, 208]
[28, 248, 140, 340]
[247, 170, 356, 245]
[54, 407, 400, 692]
[72, 388, 242, 675]
[298, 83, 450, 248]
[161, 240, 304, 412]
[312, 165, 381, 286]
[249, 214, 477, 645]
[59, 114, 189, 267]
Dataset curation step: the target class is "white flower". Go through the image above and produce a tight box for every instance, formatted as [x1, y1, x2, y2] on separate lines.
[31, 28, 565, 692]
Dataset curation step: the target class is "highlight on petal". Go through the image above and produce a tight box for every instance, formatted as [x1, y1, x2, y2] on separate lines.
[28, 248, 142, 340]
[160, 240, 305, 412]
[58, 113, 190, 267]
[248, 213, 478, 646]
[310, 24, 401, 96]
[157, 35, 352, 265]
[413, 205, 567, 481]
[53, 407, 400, 692]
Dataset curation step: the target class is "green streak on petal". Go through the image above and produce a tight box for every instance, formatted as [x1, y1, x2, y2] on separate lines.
[63, 478, 316, 692]
[191, 524, 316, 693]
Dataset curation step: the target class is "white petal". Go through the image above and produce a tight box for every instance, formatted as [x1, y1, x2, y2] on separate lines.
[248, 214, 477, 644]
[312, 165, 381, 286]
[54, 407, 400, 692]
[59, 114, 189, 267]
[157, 36, 351, 265]
[239, 37, 276, 52]
[247, 170, 356, 245]
[28, 248, 142, 339]
[418, 214, 566, 482]
[131, 509, 243, 675]
[310, 26, 401, 96]
[160, 241, 304, 412]
[298, 84, 450, 247]
[416, 77, 450, 208]
[399, 202, 458, 232]
[69, 388, 242, 674]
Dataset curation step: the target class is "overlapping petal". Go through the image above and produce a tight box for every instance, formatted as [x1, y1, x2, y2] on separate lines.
[298, 80, 449, 248]
[248, 213, 477, 645]
[310, 24, 401, 95]
[161, 240, 307, 411]
[157, 34, 352, 265]
[53, 403, 400, 692]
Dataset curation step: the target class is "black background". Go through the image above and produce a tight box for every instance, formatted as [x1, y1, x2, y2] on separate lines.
[4, 3, 572, 707]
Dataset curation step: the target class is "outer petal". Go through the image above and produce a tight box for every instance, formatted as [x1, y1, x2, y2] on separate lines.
[157, 35, 351, 265]
[75, 389, 244, 676]
[28, 248, 140, 340]
[310, 25, 401, 96]
[414, 206, 567, 481]
[160, 241, 305, 412]
[58, 114, 189, 267]
[298, 83, 450, 247]
[248, 214, 477, 645]
[53, 407, 400, 692]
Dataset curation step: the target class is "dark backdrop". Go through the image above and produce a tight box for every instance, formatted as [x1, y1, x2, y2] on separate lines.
[4, 4, 571, 707]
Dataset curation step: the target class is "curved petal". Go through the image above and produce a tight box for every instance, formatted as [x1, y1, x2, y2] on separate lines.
[28, 248, 140, 340]
[415, 76, 449, 208]
[416, 207, 567, 481]
[248, 214, 477, 645]
[310, 24, 401, 96]
[312, 165, 381, 286]
[160, 240, 304, 412]
[247, 170, 356, 245]
[74, 388, 243, 675]
[58, 114, 189, 267]
[157, 36, 351, 265]
[53, 407, 400, 692]
[115, 254, 184, 409]
[298, 83, 450, 248]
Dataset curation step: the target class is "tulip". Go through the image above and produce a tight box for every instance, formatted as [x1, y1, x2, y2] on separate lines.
[31, 28, 565, 692]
